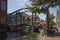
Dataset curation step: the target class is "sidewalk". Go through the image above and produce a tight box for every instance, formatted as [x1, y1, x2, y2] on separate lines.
[37, 25, 60, 40]
[37, 33, 60, 40]
[46, 37, 60, 40]
[46, 25, 60, 40]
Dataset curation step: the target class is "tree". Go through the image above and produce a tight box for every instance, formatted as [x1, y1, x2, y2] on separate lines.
[48, 14, 55, 25]
[26, 0, 60, 35]
[26, 3, 47, 32]
[26, 16, 31, 24]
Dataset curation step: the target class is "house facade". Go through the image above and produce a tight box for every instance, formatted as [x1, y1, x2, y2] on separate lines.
[0, 0, 7, 25]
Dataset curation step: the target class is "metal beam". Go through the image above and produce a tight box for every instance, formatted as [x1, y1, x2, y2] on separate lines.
[10, 8, 28, 14]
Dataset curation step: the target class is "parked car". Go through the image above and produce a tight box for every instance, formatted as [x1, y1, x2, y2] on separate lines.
[44, 25, 58, 36]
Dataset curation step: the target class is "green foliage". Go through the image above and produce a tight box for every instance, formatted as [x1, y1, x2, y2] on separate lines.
[26, 16, 31, 21]
[26, 0, 60, 25]
[29, 0, 60, 8]
[45, 13, 55, 25]
[26, 5, 47, 14]
[49, 14, 55, 25]
[27, 0, 60, 15]
[27, 0, 60, 36]
[49, 14, 55, 19]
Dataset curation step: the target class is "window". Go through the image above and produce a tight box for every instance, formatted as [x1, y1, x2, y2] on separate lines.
[1, 1, 6, 11]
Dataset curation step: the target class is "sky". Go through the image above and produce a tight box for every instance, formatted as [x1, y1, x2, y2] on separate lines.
[8, 0, 59, 22]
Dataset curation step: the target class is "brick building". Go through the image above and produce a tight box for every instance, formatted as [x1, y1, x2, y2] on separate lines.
[0, 0, 7, 25]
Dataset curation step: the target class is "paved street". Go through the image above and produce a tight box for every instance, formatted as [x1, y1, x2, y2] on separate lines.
[6, 32, 20, 40]
[0, 25, 60, 40]
[46, 26, 60, 40]
[6, 32, 37, 40]
[46, 37, 60, 40]
[37, 25, 60, 40]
